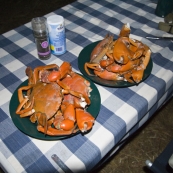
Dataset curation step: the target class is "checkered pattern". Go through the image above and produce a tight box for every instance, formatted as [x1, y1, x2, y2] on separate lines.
[1, 0, 173, 172]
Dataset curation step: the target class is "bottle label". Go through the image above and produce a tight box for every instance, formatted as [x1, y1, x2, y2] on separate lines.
[48, 23, 66, 55]
[35, 37, 51, 59]
[38, 50, 50, 56]
[41, 41, 49, 48]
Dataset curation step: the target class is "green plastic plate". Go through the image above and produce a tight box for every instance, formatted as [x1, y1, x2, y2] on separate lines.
[9, 76, 101, 140]
[78, 41, 153, 87]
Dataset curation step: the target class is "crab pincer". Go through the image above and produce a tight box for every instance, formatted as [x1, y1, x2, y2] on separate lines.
[76, 108, 95, 132]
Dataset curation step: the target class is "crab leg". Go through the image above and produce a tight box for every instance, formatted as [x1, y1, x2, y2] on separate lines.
[16, 98, 29, 114]
[18, 86, 32, 103]
[16, 98, 34, 115]
[84, 34, 114, 76]
[20, 109, 35, 118]
[84, 63, 102, 76]
[37, 125, 73, 136]
[90, 34, 113, 61]
[37, 124, 78, 136]
[33, 64, 59, 84]
[91, 44, 110, 64]
[94, 69, 123, 81]
[25, 67, 34, 85]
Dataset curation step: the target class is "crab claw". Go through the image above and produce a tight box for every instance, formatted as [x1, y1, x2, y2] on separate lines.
[63, 104, 76, 122]
[131, 69, 144, 83]
[119, 23, 131, 37]
[113, 37, 134, 64]
[76, 108, 95, 133]
[39, 62, 72, 83]
[53, 115, 75, 131]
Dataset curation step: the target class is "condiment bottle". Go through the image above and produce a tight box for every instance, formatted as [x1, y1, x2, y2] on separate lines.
[31, 17, 51, 60]
[47, 15, 66, 55]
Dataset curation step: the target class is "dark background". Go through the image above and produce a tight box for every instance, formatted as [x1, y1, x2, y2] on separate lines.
[0, 0, 76, 34]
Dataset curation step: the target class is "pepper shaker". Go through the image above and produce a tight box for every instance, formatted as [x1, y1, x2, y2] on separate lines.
[31, 17, 51, 60]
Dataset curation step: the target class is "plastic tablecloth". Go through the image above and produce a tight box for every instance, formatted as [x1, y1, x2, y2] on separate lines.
[0, 0, 173, 172]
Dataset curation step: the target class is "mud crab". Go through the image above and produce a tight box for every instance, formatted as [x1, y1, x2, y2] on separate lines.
[16, 62, 94, 136]
[84, 23, 151, 83]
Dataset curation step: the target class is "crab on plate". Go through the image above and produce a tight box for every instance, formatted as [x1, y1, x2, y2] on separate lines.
[85, 23, 151, 83]
[16, 62, 95, 136]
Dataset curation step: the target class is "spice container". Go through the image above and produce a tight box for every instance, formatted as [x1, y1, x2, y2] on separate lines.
[31, 17, 51, 60]
[47, 15, 66, 55]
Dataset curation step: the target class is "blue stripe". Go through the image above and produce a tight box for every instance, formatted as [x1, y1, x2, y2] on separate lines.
[0, 65, 10, 79]
[0, 108, 8, 122]
[152, 53, 173, 72]
[63, 135, 101, 172]
[0, 54, 16, 66]
[1, 72, 20, 89]
[62, 134, 89, 153]
[97, 106, 126, 144]
[113, 88, 148, 120]
[26, 155, 57, 173]
[0, 35, 13, 47]
[10, 48, 29, 59]
[129, 84, 173, 137]
[66, 29, 91, 47]
[52, 154, 73, 173]
[15, 25, 33, 41]
[3, 130, 30, 153]
[145, 74, 166, 100]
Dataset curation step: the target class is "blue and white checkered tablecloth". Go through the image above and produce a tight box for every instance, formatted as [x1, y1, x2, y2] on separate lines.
[0, 0, 173, 172]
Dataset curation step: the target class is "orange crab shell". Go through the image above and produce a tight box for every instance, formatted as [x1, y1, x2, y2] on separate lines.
[30, 82, 63, 120]
[61, 72, 92, 105]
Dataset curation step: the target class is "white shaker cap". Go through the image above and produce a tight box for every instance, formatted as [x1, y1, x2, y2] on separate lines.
[47, 15, 64, 25]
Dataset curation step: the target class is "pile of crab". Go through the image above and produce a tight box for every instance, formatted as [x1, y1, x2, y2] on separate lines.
[16, 62, 95, 136]
[85, 23, 151, 83]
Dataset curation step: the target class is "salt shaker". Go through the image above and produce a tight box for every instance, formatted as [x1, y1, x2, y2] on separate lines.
[31, 17, 51, 60]
[47, 15, 66, 55]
